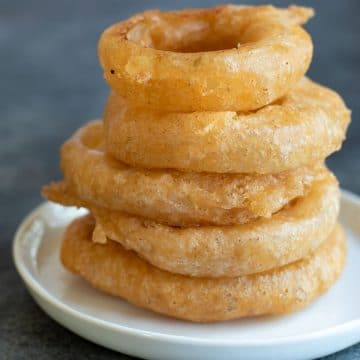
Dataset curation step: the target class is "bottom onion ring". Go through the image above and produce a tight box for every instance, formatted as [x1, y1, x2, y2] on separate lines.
[47, 172, 339, 277]
[43, 121, 328, 226]
[62, 215, 346, 322]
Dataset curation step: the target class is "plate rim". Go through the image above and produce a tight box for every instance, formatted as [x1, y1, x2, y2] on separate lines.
[12, 190, 360, 347]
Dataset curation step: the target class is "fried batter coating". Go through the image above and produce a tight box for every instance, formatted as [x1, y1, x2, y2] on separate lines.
[47, 172, 339, 277]
[45, 120, 330, 226]
[99, 5, 313, 112]
[61, 215, 346, 322]
[105, 78, 350, 173]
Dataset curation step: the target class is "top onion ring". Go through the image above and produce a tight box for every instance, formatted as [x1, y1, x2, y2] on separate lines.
[98, 5, 314, 111]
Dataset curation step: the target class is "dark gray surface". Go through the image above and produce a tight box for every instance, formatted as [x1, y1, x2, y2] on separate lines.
[1, 0, 359, 359]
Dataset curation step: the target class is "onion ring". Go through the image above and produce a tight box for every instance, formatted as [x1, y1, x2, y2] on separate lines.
[104, 77, 350, 173]
[98, 5, 313, 112]
[47, 172, 339, 277]
[62, 215, 346, 322]
[42, 121, 328, 226]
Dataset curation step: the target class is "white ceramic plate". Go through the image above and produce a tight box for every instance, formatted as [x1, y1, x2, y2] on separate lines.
[13, 191, 360, 360]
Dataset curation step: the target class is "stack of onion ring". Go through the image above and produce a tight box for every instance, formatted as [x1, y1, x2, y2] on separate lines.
[43, 4, 351, 321]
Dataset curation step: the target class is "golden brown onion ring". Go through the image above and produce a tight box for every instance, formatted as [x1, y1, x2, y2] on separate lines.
[62, 215, 346, 322]
[43, 121, 328, 226]
[48, 172, 339, 277]
[105, 78, 350, 174]
[98, 5, 313, 112]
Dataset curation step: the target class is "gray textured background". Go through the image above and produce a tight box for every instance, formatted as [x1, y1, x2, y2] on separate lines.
[1, 0, 359, 359]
